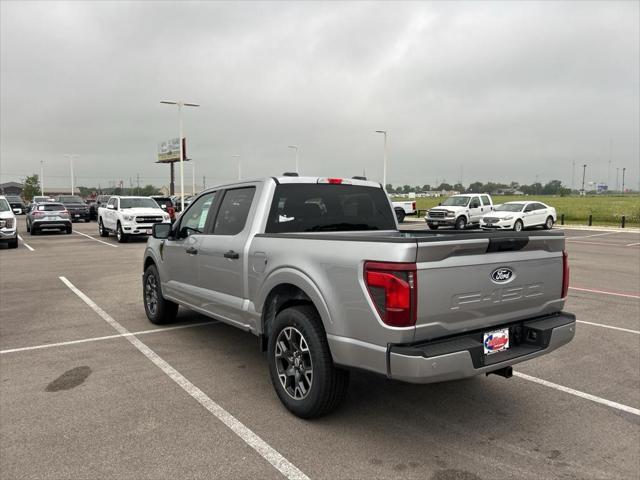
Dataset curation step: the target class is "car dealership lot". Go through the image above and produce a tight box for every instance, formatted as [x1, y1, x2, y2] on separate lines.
[1, 219, 638, 480]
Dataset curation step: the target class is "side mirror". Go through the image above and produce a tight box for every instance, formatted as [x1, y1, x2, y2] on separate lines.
[153, 223, 172, 239]
[107, 204, 114, 210]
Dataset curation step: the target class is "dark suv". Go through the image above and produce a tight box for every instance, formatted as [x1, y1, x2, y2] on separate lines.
[5, 195, 26, 215]
[56, 195, 90, 222]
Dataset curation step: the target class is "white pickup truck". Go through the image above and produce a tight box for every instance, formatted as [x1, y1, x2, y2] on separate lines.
[391, 199, 416, 223]
[98, 196, 171, 243]
[426, 193, 494, 230]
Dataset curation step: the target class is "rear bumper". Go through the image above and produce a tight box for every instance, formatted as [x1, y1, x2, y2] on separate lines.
[481, 220, 514, 230]
[387, 313, 575, 383]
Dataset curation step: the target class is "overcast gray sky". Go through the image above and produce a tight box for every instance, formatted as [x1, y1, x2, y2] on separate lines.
[1, 0, 638, 191]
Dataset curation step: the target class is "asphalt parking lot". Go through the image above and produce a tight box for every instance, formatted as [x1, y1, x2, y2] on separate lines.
[1, 218, 638, 480]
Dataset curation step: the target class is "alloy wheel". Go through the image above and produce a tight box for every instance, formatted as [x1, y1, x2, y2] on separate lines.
[145, 274, 158, 316]
[274, 326, 313, 400]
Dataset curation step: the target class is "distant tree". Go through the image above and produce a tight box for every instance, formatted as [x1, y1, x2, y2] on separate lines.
[436, 183, 453, 191]
[385, 184, 394, 193]
[22, 174, 40, 201]
[140, 184, 160, 196]
[542, 180, 563, 195]
[452, 183, 464, 192]
[421, 184, 431, 192]
[467, 181, 484, 193]
[402, 185, 411, 194]
[510, 181, 520, 189]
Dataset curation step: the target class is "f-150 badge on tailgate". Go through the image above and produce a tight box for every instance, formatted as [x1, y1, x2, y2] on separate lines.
[491, 267, 514, 283]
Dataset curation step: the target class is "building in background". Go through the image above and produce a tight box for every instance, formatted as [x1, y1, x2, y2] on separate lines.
[0, 181, 23, 196]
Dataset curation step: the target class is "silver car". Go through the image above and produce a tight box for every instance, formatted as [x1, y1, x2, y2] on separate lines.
[26, 202, 72, 235]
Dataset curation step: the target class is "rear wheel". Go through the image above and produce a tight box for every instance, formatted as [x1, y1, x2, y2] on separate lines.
[143, 264, 178, 324]
[26, 222, 30, 232]
[268, 305, 349, 418]
[514, 220, 523, 232]
[455, 216, 467, 230]
[66, 226, 72, 234]
[428, 224, 439, 230]
[8, 238, 18, 249]
[30, 226, 37, 235]
[544, 216, 554, 230]
[116, 223, 127, 243]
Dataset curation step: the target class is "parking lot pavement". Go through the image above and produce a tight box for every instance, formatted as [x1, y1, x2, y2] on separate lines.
[1, 218, 639, 479]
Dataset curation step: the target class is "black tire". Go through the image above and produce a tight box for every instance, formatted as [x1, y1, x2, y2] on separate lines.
[544, 216, 554, 230]
[143, 264, 178, 325]
[116, 222, 127, 243]
[8, 238, 18, 249]
[455, 216, 467, 230]
[26, 222, 30, 232]
[30, 226, 37, 235]
[428, 224, 439, 230]
[98, 219, 109, 237]
[66, 226, 72, 234]
[395, 209, 405, 223]
[513, 219, 524, 232]
[267, 305, 349, 418]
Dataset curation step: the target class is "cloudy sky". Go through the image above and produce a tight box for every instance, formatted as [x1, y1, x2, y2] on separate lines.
[1, 1, 638, 191]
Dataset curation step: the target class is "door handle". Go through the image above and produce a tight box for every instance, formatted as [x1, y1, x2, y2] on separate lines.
[185, 246, 198, 255]
[224, 250, 240, 259]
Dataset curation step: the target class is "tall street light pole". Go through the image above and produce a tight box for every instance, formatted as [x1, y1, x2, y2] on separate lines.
[581, 164, 587, 196]
[40, 160, 44, 196]
[375, 130, 388, 188]
[622, 167, 626, 193]
[161, 100, 200, 211]
[233, 155, 241, 180]
[287, 145, 299, 173]
[65, 154, 78, 195]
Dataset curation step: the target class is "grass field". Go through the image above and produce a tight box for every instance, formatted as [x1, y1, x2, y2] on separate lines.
[396, 195, 640, 227]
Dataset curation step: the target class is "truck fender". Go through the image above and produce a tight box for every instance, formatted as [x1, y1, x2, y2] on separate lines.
[255, 267, 333, 336]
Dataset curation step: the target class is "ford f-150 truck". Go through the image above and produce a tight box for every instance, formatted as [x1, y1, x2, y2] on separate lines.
[98, 196, 171, 243]
[142, 176, 574, 418]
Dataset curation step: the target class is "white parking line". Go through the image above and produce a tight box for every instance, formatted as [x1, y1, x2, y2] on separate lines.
[75, 231, 118, 247]
[577, 320, 640, 335]
[59, 276, 309, 480]
[0, 321, 217, 354]
[569, 286, 640, 299]
[626, 242, 640, 247]
[566, 232, 616, 239]
[17, 235, 34, 251]
[514, 372, 640, 416]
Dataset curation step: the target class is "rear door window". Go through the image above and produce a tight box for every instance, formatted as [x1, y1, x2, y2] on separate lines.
[481, 195, 491, 206]
[213, 187, 256, 236]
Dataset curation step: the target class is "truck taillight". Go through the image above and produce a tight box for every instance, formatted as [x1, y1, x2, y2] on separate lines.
[364, 261, 417, 327]
[412, 201, 416, 211]
[562, 251, 569, 299]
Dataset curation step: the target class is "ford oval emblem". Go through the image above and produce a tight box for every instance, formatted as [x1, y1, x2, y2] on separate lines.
[491, 267, 514, 283]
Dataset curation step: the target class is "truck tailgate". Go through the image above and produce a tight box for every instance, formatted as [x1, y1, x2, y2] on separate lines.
[413, 234, 566, 341]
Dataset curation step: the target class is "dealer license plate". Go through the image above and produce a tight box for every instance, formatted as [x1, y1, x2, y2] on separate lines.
[483, 328, 509, 355]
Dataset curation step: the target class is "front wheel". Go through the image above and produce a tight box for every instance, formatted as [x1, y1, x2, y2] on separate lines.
[544, 216, 554, 230]
[268, 305, 349, 418]
[116, 223, 127, 243]
[455, 216, 467, 230]
[428, 223, 439, 230]
[143, 264, 178, 324]
[514, 220, 524, 232]
[98, 219, 109, 237]
[8, 238, 18, 249]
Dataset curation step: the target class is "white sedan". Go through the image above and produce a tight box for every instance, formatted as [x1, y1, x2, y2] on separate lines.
[481, 201, 556, 231]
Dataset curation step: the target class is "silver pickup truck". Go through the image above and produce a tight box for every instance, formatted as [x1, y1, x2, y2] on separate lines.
[142, 175, 575, 418]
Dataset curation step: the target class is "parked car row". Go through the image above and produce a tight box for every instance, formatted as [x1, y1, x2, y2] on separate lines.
[425, 194, 556, 231]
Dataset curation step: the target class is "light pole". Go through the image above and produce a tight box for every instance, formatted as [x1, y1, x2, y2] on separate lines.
[40, 160, 44, 196]
[375, 130, 388, 188]
[581, 164, 587, 195]
[161, 100, 200, 211]
[233, 155, 241, 180]
[191, 162, 196, 195]
[65, 154, 78, 195]
[287, 145, 299, 173]
[616, 167, 620, 191]
[622, 167, 626, 193]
